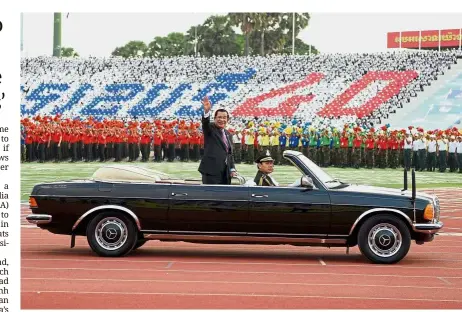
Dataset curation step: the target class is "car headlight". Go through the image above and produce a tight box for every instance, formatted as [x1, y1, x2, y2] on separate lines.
[423, 203, 434, 221]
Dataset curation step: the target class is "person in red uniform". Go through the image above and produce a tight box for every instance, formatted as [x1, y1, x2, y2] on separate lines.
[153, 127, 163, 162]
[25, 125, 35, 162]
[97, 127, 107, 162]
[140, 125, 151, 162]
[180, 129, 191, 161]
[165, 129, 176, 162]
[365, 132, 375, 169]
[352, 132, 362, 169]
[340, 132, 349, 168]
[376, 133, 388, 168]
[389, 132, 399, 169]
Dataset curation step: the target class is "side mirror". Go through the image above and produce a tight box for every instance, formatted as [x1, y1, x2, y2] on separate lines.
[301, 175, 314, 189]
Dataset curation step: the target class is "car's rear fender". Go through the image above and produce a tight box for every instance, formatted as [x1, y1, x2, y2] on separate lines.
[72, 205, 142, 234]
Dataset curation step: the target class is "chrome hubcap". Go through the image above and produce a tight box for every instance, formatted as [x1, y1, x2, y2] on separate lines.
[95, 217, 128, 251]
[368, 223, 402, 258]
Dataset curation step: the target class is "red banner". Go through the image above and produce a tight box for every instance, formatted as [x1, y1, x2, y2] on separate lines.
[441, 29, 461, 47]
[400, 31, 420, 48]
[388, 29, 462, 49]
[387, 32, 400, 48]
[420, 30, 439, 48]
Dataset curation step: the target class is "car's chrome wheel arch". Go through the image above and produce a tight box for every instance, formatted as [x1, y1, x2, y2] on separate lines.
[349, 208, 413, 236]
[72, 205, 141, 232]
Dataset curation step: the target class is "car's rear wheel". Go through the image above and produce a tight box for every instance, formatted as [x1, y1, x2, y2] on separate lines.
[86, 211, 138, 257]
[357, 214, 411, 264]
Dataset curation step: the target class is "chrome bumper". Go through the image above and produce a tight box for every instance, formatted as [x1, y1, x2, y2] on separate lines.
[26, 214, 52, 225]
[412, 221, 443, 234]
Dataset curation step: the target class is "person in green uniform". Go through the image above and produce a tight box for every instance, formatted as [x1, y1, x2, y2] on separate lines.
[360, 132, 367, 167]
[253, 150, 278, 186]
[332, 131, 340, 167]
[308, 129, 318, 163]
[347, 131, 354, 167]
[320, 130, 331, 167]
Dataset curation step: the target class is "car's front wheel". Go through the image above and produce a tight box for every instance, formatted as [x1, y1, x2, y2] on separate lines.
[86, 211, 138, 257]
[357, 214, 411, 264]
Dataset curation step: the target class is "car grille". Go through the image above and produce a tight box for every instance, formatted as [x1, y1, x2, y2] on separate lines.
[433, 197, 440, 222]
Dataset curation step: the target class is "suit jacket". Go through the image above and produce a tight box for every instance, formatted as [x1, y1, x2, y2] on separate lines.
[198, 114, 235, 181]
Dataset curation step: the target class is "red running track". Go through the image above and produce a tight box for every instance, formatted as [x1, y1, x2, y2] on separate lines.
[21, 188, 462, 309]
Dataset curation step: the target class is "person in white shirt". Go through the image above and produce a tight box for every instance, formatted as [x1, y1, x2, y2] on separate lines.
[437, 135, 448, 172]
[456, 136, 462, 173]
[232, 130, 242, 164]
[403, 132, 413, 170]
[418, 133, 427, 171]
[448, 136, 458, 172]
[412, 134, 420, 170]
[427, 135, 437, 171]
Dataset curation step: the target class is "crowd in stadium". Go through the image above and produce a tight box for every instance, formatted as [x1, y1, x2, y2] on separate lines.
[20, 49, 462, 172]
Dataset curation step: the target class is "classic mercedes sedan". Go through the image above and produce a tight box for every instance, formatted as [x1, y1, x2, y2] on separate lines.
[26, 150, 443, 264]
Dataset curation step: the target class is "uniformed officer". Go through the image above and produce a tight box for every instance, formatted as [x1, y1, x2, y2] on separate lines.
[426, 135, 437, 171]
[403, 132, 413, 170]
[448, 135, 458, 172]
[254, 150, 279, 187]
[456, 135, 462, 173]
[437, 135, 448, 172]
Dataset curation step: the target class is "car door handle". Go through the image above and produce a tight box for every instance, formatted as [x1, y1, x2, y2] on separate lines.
[172, 192, 188, 197]
[252, 194, 268, 198]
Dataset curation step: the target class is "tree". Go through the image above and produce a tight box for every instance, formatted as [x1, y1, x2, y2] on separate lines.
[227, 13, 257, 56]
[252, 13, 280, 56]
[282, 38, 319, 55]
[112, 41, 148, 58]
[185, 15, 241, 57]
[60, 47, 79, 57]
[147, 32, 193, 57]
[228, 13, 314, 56]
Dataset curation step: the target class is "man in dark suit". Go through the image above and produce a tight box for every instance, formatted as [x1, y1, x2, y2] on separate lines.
[198, 96, 238, 184]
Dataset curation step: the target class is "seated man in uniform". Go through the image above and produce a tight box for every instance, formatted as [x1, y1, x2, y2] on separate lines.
[254, 150, 279, 186]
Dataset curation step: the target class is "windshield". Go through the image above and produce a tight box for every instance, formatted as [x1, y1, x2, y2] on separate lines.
[297, 155, 343, 187]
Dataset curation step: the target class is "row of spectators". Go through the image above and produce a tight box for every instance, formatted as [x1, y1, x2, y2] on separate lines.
[20, 116, 462, 173]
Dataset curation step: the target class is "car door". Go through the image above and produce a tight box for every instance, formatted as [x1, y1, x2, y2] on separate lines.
[168, 184, 250, 234]
[248, 185, 331, 236]
[110, 182, 171, 231]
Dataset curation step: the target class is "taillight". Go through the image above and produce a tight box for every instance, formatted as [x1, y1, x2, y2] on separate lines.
[29, 197, 38, 208]
[423, 204, 434, 221]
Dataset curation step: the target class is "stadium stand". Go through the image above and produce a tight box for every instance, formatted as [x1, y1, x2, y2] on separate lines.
[21, 50, 462, 130]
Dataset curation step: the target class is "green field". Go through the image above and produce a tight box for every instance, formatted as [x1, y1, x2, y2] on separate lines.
[21, 161, 461, 201]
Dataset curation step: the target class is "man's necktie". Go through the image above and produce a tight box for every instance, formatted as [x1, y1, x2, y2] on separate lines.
[221, 130, 229, 151]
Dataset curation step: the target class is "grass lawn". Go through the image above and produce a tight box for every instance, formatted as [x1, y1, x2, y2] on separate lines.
[21, 161, 461, 201]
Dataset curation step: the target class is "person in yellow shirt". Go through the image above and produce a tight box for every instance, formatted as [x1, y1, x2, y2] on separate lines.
[245, 130, 255, 164]
[270, 131, 280, 165]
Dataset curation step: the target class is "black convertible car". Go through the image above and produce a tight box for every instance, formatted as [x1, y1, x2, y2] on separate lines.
[27, 150, 443, 264]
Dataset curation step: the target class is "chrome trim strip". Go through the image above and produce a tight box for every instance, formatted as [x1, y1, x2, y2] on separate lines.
[26, 214, 52, 225]
[329, 203, 413, 210]
[143, 233, 346, 245]
[72, 205, 141, 231]
[412, 221, 443, 234]
[348, 208, 413, 235]
[140, 230, 349, 238]
[31, 195, 248, 202]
